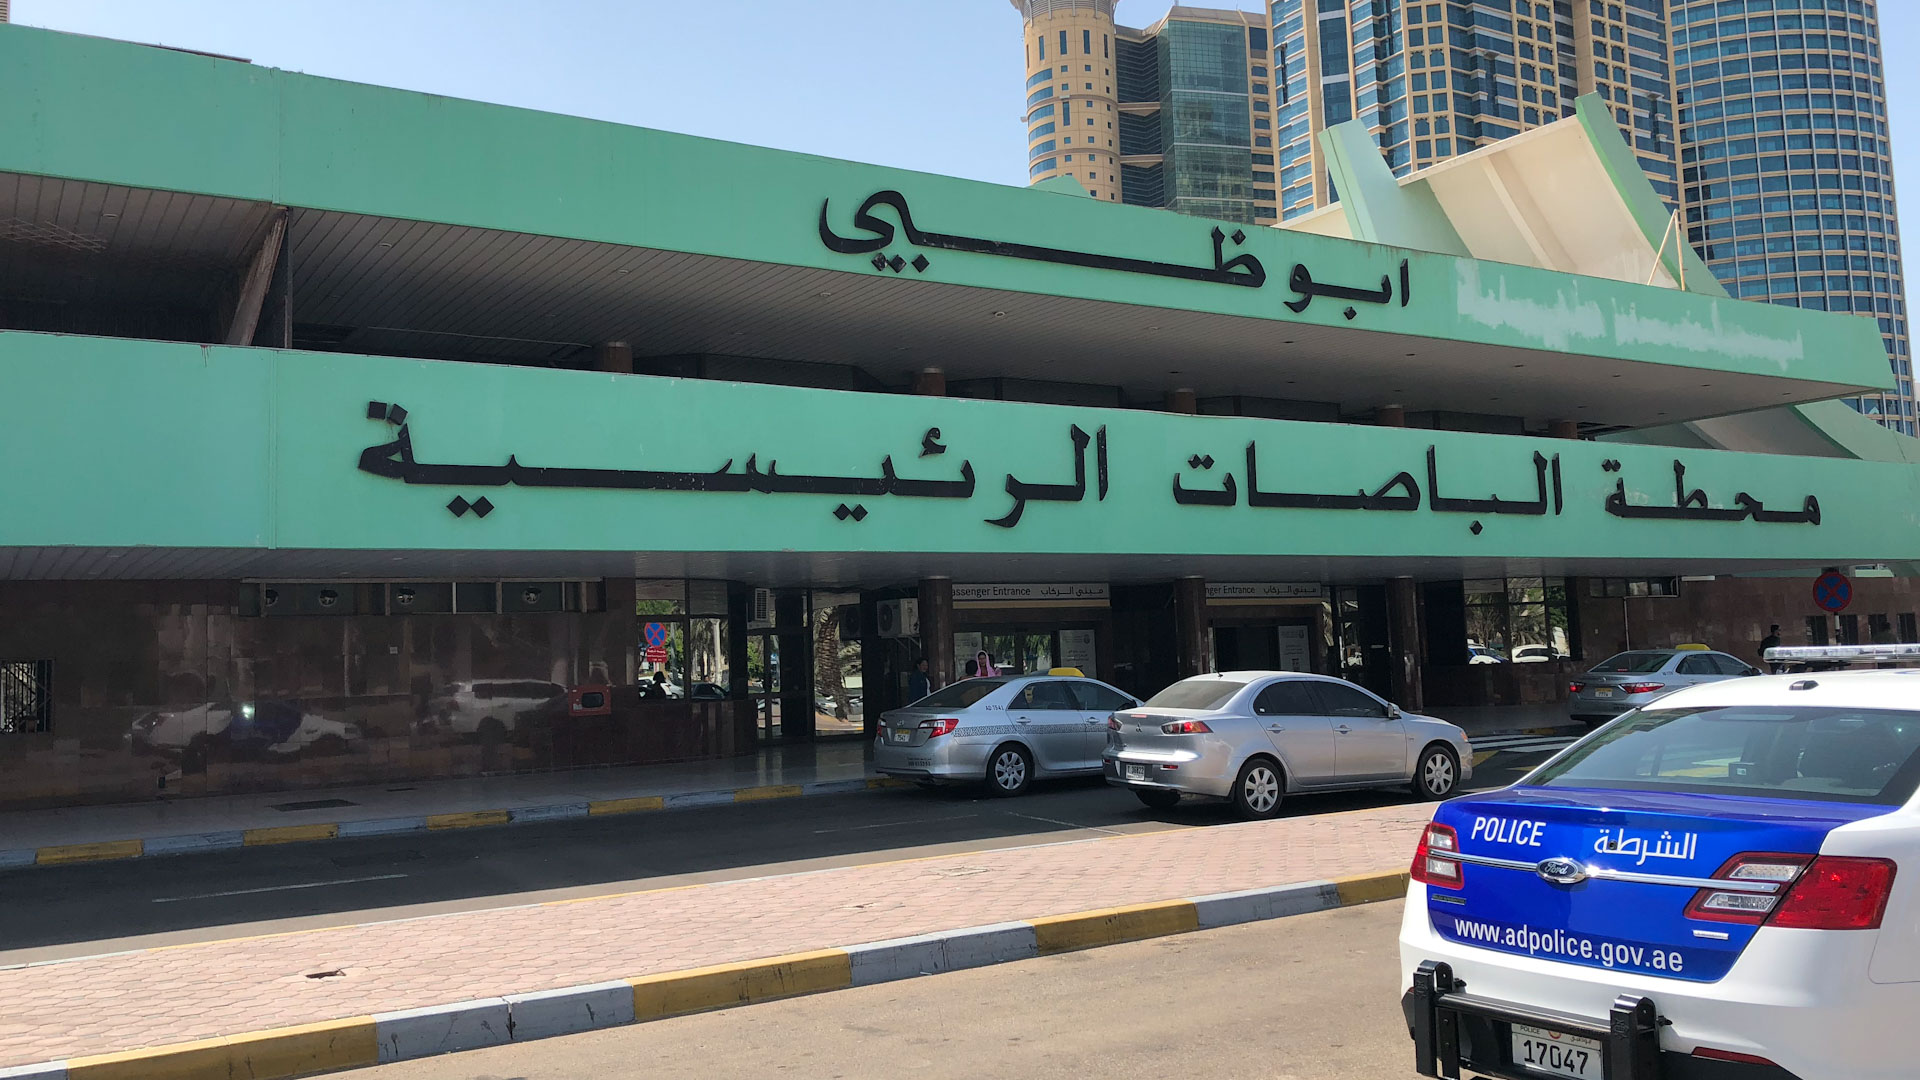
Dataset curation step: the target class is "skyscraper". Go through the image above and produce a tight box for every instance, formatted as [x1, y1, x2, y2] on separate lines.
[1015, 1, 1276, 222]
[1270, 0, 1679, 219]
[1671, 0, 1913, 434]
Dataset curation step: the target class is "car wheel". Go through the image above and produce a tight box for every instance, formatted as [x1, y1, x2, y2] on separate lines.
[1230, 757, 1285, 819]
[476, 717, 508, 743]
[1134, 788, 1182, 811]
[1414, 744, 1460, 801]
[984, 743, 1033, 797]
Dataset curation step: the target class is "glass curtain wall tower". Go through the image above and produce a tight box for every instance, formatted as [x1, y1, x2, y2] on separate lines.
[1672, 0, 1913, 434]
[1269, 1, 1679, 220]
[1018, 2, 1274, 223]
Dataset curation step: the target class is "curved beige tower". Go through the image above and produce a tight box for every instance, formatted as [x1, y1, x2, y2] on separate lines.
[1011, 0, 1121, 202]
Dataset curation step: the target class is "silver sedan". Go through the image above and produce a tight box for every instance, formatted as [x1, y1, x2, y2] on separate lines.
[875, 674, 1139, 796]
[1568, 647, 1761, 726]
[1103, 671, 1472, 819]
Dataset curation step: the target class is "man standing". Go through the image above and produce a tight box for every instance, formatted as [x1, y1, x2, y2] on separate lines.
[908, 657, 932, 702]
[1759, 624, 1783, 673]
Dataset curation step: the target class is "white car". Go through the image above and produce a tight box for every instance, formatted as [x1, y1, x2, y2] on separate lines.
[1399, 660, 1920, 1080]
[130, 700, 360, 757]
[426, 680, 566, 739]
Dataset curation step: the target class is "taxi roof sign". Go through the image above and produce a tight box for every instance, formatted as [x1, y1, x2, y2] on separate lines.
[1676, 643, 1711, 651]
[1047, 666, 1085, 677]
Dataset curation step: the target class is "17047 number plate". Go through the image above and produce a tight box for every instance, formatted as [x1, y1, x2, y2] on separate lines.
[1510, 1024, 1601, 1079]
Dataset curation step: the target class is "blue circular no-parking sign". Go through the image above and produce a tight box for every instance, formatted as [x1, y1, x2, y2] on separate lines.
[1813, 572, 1852, 614]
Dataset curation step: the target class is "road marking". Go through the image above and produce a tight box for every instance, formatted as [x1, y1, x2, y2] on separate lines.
[150, 873, 409, 904]
[1005, 811, 1128, 836]
[812, 814, 979, 835]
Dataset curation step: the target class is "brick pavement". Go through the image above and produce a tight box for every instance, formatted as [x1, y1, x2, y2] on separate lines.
[0, 803, 1433, 1067]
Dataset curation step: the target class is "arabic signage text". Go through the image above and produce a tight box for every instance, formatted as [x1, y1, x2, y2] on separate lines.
[953, 583, 1111, 604]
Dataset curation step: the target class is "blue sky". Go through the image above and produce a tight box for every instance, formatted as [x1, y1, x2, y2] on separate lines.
[11, 0, 1917, 198]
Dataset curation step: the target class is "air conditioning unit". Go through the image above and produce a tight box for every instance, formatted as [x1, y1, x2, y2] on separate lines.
[749, 588, 774, 628]
[876, 598, 920, 639]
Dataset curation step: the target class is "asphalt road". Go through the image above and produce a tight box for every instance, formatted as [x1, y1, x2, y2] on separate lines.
[0, 751, 1547, 965]
[341, 898, 1423, 1080]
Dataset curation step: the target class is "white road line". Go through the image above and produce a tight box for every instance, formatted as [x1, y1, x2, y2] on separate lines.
[1005, 811, 1128, 836]
[812, 814, 979, 835]
[151, 873, 409, 904]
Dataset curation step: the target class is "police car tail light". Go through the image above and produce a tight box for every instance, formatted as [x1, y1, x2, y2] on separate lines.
[1769, 856, 1896, 931]
[1692, 1048, 1781, 1067]
[1685, 853, 1811, 924]
[1410, 823, 1462, 888]
[920, 718, 960, 738]
[1618, 682, 1665, 695]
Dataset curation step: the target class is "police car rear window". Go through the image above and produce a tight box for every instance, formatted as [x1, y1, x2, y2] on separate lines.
[1531, 706, 1920, 805]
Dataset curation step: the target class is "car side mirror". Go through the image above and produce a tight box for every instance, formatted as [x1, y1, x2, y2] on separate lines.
[1388, 704, 1403, 720]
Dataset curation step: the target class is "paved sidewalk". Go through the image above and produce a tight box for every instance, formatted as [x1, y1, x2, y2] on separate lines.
[0, 802, 1434, 1067]
[0, 742, 878, 868]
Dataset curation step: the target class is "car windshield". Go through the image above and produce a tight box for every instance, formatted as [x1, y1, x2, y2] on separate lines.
[912, 678, 1010, 709]
[1143, 679, 1248, 711]
[1590, 651, 1672, 674]
[1529, 705, 1920, 805]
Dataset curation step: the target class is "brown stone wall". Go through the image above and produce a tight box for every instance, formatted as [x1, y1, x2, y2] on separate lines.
[0, 580, 753, 810]
[1577, 575, 1920, 666]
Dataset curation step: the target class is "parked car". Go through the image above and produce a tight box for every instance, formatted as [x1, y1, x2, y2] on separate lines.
[874, 674, 1138, 796]
[1104, 671, 1472, 819]
[1568, 647, 1759, 727]
[129, 700, 361, 759]
[1402, 660, 1920, 1080]
[425, 680, 566, 740]
[1511, 644, 1568, 664]
[1469, 646, 1508, 664]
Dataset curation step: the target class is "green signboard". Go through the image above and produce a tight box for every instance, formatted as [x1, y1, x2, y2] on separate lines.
[3, 332, 1915, 566]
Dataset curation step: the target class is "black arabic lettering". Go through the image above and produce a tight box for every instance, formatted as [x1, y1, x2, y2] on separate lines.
[358, 403, 978, 518]
[1172, 453, 1237, 507]
[1602, 459, 1821, 525]
[1426, 447, 1557, 518]
[1241, 442, 1422, 511]
[819, 190, 1266, 288]
[1284, 259, 1408, 319]
[987, 424, 1098, 529]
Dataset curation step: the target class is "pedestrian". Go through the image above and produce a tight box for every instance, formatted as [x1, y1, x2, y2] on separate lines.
[1759, 623, 1782, 673]
[964, 658, 979, 678]
[975, 650, 997, 677]
[908, 657, 932, 702]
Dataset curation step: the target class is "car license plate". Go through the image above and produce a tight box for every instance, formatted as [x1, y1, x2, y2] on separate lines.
[1510, 1025, 1601, 1079]
[890, 729, 912, 744]
[1124, 764, 1147, 781]
[1593, 689, 1613, 698]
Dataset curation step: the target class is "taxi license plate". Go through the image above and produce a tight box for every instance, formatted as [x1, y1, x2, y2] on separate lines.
[1510, 1025, 1601, 1079]
[890, 729, 912, 744]
[1124, 764, 1147, 781]
[1593, 689, 1613, 698]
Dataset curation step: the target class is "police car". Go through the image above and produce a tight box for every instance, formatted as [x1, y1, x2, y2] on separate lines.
[1401, 643, 1920, 1080]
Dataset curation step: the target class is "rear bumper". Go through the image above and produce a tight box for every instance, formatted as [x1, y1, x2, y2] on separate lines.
[1101, 752, 1234, 798]
[1402, 961, 1800, 1080]
[1400, 882, 1911, 1080]
[873, 736, 989, 782]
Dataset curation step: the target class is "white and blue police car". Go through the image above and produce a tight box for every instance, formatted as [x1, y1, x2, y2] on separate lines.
[1401, 644, 1920, 1080]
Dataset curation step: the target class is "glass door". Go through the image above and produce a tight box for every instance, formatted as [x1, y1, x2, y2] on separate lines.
[749, 632, 782, 741]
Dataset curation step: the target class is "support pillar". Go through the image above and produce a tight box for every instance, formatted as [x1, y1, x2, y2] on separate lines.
[1387, 576, 1424, 712]
[594, 342, 634, 374]
[919, 577, 955, 691]
[1164, 388, 1197, 414]
[1376, 405, 1407, 428]
[1174, 576, 1209, 679]
[1548, 419, 1580, 440]
[912, 368, 946, 396]
[224, 207, 288, 346]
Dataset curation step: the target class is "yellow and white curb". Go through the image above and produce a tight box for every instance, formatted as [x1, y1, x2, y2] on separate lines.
[0, 777, 912, 872]
[0, 869, 1408, 1080]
